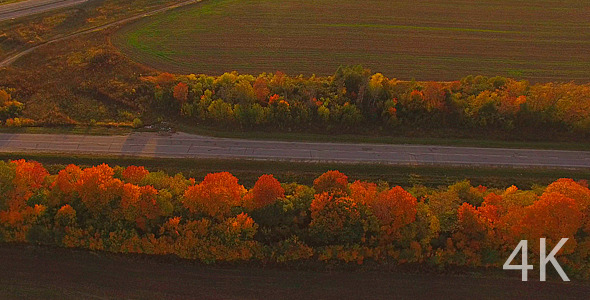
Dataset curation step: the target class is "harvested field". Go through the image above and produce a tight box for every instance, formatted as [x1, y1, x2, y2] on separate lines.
[114, 0, 590, 82]
[1, 245, 590, 299]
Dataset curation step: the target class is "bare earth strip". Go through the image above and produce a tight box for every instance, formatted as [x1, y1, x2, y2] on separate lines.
[0, 0, 88, 21]
[0, 132, 589, 167]
[1, 245, 589, 299]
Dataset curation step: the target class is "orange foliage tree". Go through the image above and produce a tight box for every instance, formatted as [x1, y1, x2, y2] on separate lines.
[545, 178, 590, 209]
[246, 174, 285, 210]
[349, 181, 378, 205]
[122, 166, 150, 184]
[253, 76, 270, 103]
[313, 170, 349, 194]
[514, 192, 583, 254]
[367, 187, 418, 241]
[173, 82, 189, 103]
[120, 184, 169, 231]
[52, 164, 82, 195]
[11, 159, 49, 203]
[183, 172, 245, 219]
[75, 164, 123, 216]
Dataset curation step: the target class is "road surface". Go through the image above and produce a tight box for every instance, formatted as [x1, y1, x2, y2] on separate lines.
[0, 132, 589, 167]
[0, 0, 88, 22]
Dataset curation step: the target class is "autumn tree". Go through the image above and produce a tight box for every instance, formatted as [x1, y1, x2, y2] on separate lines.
[75, 164, 123, 216]
[246, 174, 285, 210]
[545, 178, 590, 209]
[51, 164, 83, 199]
[55, 204, 77, 227]
[155, 72, 175, 86]
[514, 192, 583, 255]
[183, 172, 245, 219]
[452, 203, 497, 266]
[422, 82, 447, 112]
[207, 99, 234, 123]
[313, 170, 349, 194]
[173, 82, 189, 103]
[349, 181, 378, 204]
[11, 159, 49, 203]
[309, 192, 377, 245]
[427, 190, 463, 233]
[367, 186, 418, 241]
[120, 184, 171, 231]
[253, 76, 270, 103]
[122, 166, 150, 185]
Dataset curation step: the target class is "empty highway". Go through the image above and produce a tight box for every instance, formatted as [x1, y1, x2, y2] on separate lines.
[0, 132, 589, 167]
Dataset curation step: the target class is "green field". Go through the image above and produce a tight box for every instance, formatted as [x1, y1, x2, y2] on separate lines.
[114, 0, 590, 82]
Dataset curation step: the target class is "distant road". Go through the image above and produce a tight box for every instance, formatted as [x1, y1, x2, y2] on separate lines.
[0, 0, 201, 67]
[0, 0, 88, 22]
[0, 132, 589, 167]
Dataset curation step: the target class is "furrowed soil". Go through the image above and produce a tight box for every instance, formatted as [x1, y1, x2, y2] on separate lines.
[114, 0, 590, 82]
[1, 245, 589, 299]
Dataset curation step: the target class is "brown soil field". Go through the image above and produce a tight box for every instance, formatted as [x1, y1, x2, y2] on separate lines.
[114, 0, 590, 82]
[1, 244, 589, 299]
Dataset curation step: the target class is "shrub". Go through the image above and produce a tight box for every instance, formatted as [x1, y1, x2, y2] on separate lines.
[132, 118, 144, 128]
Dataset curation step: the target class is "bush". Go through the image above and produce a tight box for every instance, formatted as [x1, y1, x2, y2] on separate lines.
[132, 118, 143, 128]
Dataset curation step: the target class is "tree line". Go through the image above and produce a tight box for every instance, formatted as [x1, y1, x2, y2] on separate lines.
[139, 66, 590, 137]
[1, 160, 589, 278]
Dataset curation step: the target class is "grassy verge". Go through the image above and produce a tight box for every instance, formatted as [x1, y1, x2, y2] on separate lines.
[176, 123, 590, 151]
[1, 152, 587, 188]
[0, 126, 131, 135]
[2, 123, 589, 151]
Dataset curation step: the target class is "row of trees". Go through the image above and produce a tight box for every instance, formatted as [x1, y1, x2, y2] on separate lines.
[139, 66, 590, 134]
[1, 160, 589, 278]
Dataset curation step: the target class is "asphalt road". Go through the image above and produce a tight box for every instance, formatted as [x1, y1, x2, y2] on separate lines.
[0, 132, 589, 167]
[0, 0, 88, 22]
